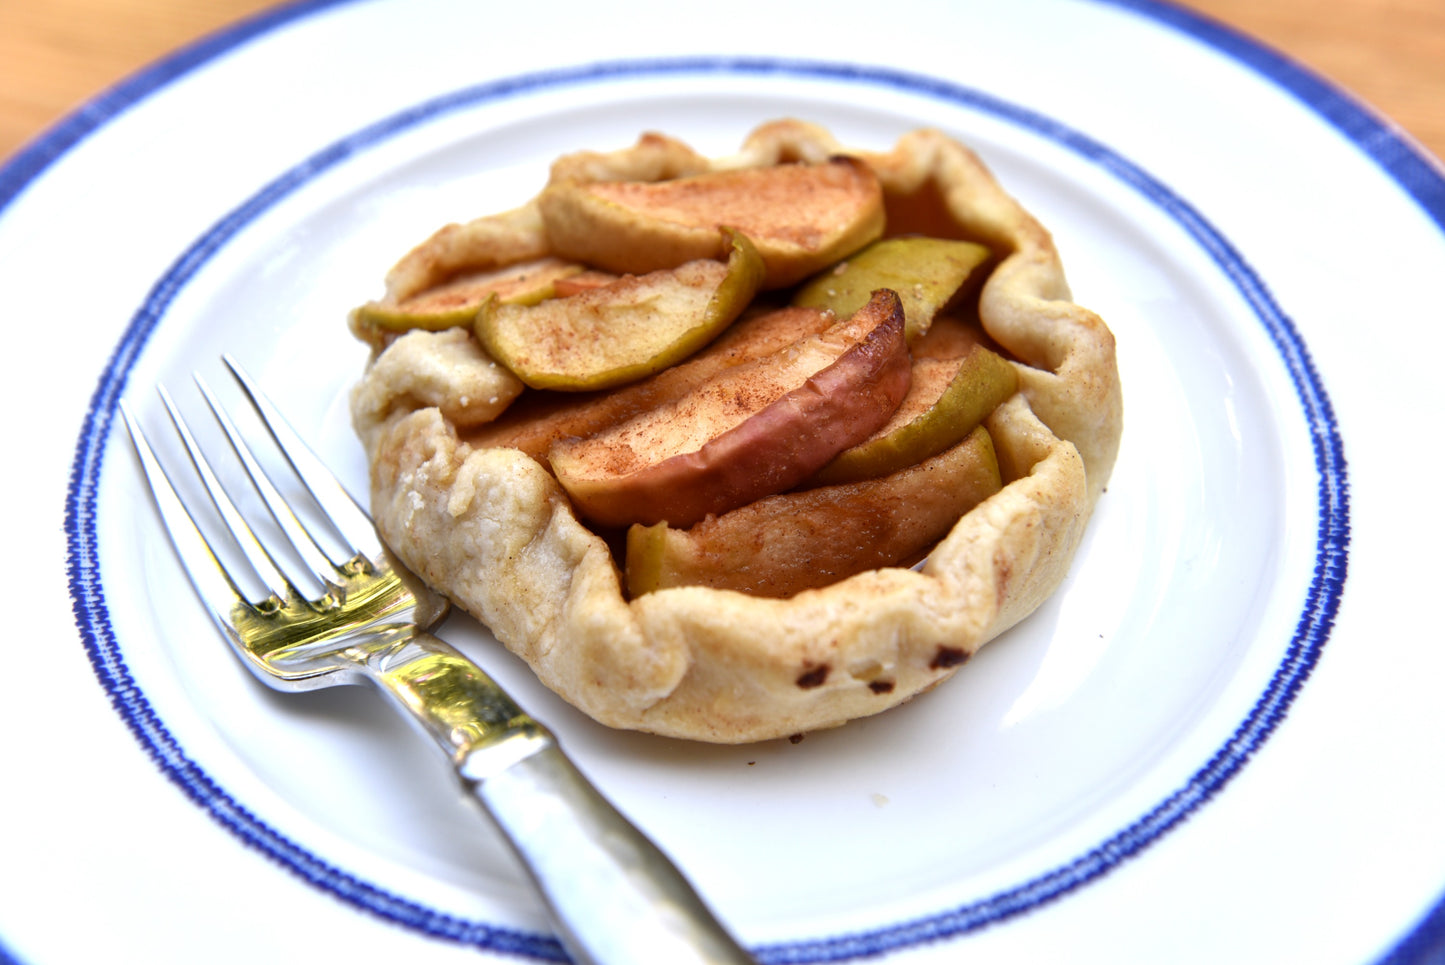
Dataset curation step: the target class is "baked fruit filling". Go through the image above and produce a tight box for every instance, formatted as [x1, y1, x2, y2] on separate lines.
[349, 120, 1122, 743]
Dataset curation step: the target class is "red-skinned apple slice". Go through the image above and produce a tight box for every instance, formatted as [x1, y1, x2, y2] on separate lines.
[810, 342, 1018, 485]
[547, 289, 911, 528]
[625, 425, 1003, 598]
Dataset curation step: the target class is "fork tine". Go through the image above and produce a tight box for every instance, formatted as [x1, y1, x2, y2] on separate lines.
[156, 384, 294, 603]
[222, 354, 384, 562]
[119, 400, 249, 622]
[193, 374, 345, 594]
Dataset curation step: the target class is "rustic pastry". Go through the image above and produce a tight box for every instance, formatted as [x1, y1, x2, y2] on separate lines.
[349, 119, 1122, 743]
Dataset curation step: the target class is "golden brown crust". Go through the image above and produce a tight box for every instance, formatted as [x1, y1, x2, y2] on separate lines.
[351, 120, 1123, 742]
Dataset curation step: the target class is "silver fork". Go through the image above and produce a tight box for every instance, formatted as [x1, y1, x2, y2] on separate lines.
[119, 356, 755, 965]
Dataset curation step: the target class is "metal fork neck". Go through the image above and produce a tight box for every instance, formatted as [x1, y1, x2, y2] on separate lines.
[365, 628, 551, 766]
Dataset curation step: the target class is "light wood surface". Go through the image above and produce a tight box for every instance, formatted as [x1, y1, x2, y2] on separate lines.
[2, 0, 1442, 166]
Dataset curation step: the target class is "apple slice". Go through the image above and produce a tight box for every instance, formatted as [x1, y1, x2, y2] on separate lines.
[381, 203, 552, 302]
[475, 231, 765, 392]
[548, 289, 911, 529]
[810, 343, 1018, 485]
[349, 203, 555, 350]
[467, 303, 837, 460]
[538, 157, 885, 289]
[625, 425, 1003, 598]
[793, 236, 990, 341]
[353, 256, 588, 333]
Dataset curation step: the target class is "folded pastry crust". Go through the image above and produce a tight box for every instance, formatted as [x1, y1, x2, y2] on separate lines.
[351, 120, 1122, 743]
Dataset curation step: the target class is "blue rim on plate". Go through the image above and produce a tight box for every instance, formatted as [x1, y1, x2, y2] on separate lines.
[10, 0, 1434, 960]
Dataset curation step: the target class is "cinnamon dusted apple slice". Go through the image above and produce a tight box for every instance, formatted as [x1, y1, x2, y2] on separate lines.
[382, 203, 551, 302]
[538, 157, 885, 289]
[354, 256, 589, 333]
[469, 303, 837, 460]
[811, 343, 1018, 485]
[625, 425, 1003, 598]
[475, 230, 765, 392]
[793, 236, 991, 341]
[349, 203, 554, 348]
[547, 289, 911, 529]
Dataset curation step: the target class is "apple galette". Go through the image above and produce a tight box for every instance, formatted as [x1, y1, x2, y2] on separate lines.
[348, 119, 1122, 743]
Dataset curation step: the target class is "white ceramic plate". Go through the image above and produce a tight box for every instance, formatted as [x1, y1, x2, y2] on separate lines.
[5, 2, 1444, 963]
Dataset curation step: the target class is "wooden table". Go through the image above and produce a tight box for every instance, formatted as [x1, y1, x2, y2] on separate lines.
[2, 0, 1442, 166]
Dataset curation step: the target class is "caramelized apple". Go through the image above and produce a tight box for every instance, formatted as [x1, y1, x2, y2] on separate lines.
[812, 343, 1018, 485]
[625, 426, 1002, 598]
[539, 157, 885, 289]
[467, 303, 836, 460]
[474, 231, 764, 392]
[547, 290, 910, 528]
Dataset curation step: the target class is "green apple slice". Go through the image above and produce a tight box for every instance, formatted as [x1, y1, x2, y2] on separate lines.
[793, 236, 990, 341]
[810, 342, 1018, 485]
[353, 257, 589, 333]
[475, 230, 765, 392]
[625, 425, 1002, 599]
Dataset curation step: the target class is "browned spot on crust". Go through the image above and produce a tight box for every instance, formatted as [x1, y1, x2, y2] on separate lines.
[994, 548, 1015, 608]
[796, 664, 830, 689]
[868, 679, 896, 694]
[930, 646, 970, 670]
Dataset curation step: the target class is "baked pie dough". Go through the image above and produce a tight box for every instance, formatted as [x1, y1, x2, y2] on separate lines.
[349, 120, 1122, 743]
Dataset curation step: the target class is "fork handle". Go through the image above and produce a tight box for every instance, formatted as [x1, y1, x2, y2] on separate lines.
[368, 630, 756, 965]
[470, 745, 757, 965]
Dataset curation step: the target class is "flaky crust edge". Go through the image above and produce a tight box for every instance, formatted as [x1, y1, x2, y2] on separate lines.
[351, 120, 1123, 743]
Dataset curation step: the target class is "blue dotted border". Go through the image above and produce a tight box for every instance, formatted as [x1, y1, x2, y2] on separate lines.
[28, 0, 1441, 957]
